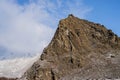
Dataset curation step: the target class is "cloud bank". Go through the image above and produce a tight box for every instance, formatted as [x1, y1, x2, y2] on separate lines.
[0, 0, 92, 58]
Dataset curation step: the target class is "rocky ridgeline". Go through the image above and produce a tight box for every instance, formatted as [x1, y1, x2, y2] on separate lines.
[20, 14, 120, 80]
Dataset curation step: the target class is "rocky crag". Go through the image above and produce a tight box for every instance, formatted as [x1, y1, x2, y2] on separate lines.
[20, 14, 120, 80]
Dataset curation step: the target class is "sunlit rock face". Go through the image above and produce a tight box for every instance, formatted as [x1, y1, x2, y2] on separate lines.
[21, 14, 120, 80]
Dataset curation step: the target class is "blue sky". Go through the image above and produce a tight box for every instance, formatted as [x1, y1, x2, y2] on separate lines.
[84, 0, 120, 36]
[16, 0, 29, 5]
[16, 0, 120, 35]
[0, 0, 120, 59]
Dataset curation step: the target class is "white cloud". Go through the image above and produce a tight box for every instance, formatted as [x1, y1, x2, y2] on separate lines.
[0, 0, 92, 58]
[0, 0, 55, 56]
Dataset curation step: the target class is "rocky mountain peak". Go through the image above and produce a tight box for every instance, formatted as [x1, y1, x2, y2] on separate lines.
[68, 14, 74, 18]
[21, 15, 120, 80]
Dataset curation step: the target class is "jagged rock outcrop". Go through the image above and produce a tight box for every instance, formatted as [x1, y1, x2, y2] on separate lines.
[21, 14, 120, 80]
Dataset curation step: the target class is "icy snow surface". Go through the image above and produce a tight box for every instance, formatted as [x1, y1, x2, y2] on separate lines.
[0, 54, 39, 78]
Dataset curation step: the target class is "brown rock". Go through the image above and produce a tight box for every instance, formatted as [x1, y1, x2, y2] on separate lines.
[21, 14, 120, 80]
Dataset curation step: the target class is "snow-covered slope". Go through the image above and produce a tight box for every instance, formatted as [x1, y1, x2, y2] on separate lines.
[0, 54, 40, 78]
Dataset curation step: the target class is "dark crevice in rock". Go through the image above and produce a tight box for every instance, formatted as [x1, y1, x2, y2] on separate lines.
[51, 69, 55, 80]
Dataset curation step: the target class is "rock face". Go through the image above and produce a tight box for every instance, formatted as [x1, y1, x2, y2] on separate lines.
[21, 14, 120, 80]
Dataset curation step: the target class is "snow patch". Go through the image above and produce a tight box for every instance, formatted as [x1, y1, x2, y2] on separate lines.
[0, 54, 40, 78]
